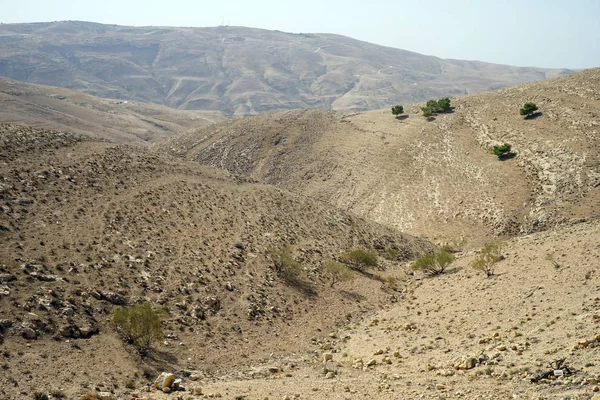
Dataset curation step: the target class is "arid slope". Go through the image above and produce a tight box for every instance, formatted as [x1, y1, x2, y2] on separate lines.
[0, 77, 223, 145]
[0, 123, 430, 399]
[162, 68, 600, 245]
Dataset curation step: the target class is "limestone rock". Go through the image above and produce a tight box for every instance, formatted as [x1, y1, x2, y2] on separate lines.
[153, 372, 175, 389]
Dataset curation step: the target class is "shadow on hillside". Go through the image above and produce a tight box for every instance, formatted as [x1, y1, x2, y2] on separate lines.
[143, 348, 179, 375]
[340, 290, 367, 302]
[394, 115, 408, 121]
[498, 152, 517, 161]
[426, 116, 436, 122]
[524, 112, 543, 120]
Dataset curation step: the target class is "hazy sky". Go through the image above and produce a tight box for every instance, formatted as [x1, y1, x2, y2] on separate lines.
[1, 0, 598, 69]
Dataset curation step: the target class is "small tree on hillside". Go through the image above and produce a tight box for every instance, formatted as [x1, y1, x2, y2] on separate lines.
[113, 302, 164, 357]
[437, 97, 451, 112]
[492, 143, 513, 159]
[471, 242, 504, 277]
[520, 102, 538, 118]
[391, 105, 404, 118]
[322, 260, 355, 287]
[411, 250, 455, 276]
[341, 249, 378, 271]
[421, 106, 433, 118]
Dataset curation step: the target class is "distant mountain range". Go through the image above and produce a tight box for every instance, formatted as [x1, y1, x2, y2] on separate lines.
[0, 21, 573, 116]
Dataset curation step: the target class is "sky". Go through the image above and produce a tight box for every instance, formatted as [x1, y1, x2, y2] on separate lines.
[1, 0, 599, 69]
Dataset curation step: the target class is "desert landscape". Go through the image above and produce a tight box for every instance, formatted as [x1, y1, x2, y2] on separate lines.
[0, 18, 599, 400]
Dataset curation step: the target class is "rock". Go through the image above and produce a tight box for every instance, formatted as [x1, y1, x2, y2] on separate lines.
[456, 357, 477, 370]
[322, 352, 333, 363]
[0, 319, 13, 331]
[162, 386, 171, 393]
[102, 291, 127, 306]
[97, 393, 114, 400]
[366, 359, 377, 367]
[0, 285, 10, 296]
[172, 378, 182, 390]
[153, 372, 175, 389]
[591, 395, 600, 400]
[322, 343, 332, 350]
[190, 386, 203, 395]
[79, 324, 99, 338]
[496, 345, 507, 351]
[383, 356, 392, 365]
[325, 371, 335, 379]
[60, 324, 81, 339]
[21, 326, 37, 340]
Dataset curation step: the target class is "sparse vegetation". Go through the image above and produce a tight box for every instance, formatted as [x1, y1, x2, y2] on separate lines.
[272, 244, 303, 282]
[421, 98, 451, 119]
[321, 260, 355, 287]
[411, 250, 455, 275]
[391, 105, 404, 118]
[113, 302, 164, 357]
[492, 143, 514, 159]
[32, 393, 49, 400]
[520, 102, 538, 118]
[341, 249, 378, 271]
[471, 242, 504, 277]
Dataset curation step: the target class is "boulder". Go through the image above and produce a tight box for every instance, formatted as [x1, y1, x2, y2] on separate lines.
[153, 372, 175, 390]
[97, 392, 114, 400]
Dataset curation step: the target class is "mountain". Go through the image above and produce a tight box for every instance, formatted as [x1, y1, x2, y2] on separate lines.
[161, 68, 600, 245]
[0, 21, 573, 116]
[0, 76, 223, 145]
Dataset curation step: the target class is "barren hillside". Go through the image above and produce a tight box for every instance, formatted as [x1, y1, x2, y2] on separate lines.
[163, 68, 600, 245]
[0, 123, 431, 399]
[0, 21, 572, 116]
[0, 77, 223, 145]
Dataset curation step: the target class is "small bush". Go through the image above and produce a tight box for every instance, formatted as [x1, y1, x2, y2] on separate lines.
[471, 242, 504, 277]
[391, 105, 404, 117]
[50, 390, 66, 399]
[271, 244, 303, 282]
[322, 261, 355, 287]
[32, 393, 48, 400]
[125, 378, 136, 389]
[437, 97, 451, 112]
[520, 102, 538, 117]
[113, 302, 164, 357]
[412, 250, 455, 275]
[492, 143, 513, 159]
[341, 249, 378, 271]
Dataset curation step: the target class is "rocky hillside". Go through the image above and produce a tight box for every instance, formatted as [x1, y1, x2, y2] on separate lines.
[162, 68, 600, 245]
[0, 77, 223, 145]
[0, 123, 431, 399]
[0, 21, 573, 116]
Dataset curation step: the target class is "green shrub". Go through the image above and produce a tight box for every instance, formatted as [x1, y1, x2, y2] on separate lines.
[492, 143, 513, 159]
[471, 242, 504, 277]
[520, 102, 538, 117]
[322, 261, 355, 287]
[113, 302, 164, 357]
[341, 249, 378, 271]
[437, 97, 451, 112]
[421, 106, 433, 118]
[391, 105, 404, 117]
[412, 250, 455, 275]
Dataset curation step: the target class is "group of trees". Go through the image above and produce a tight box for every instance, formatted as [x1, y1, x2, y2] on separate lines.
[411, 242, 504, 277]
[421, 98, 451, 118]
[392, 98, 538, 160]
